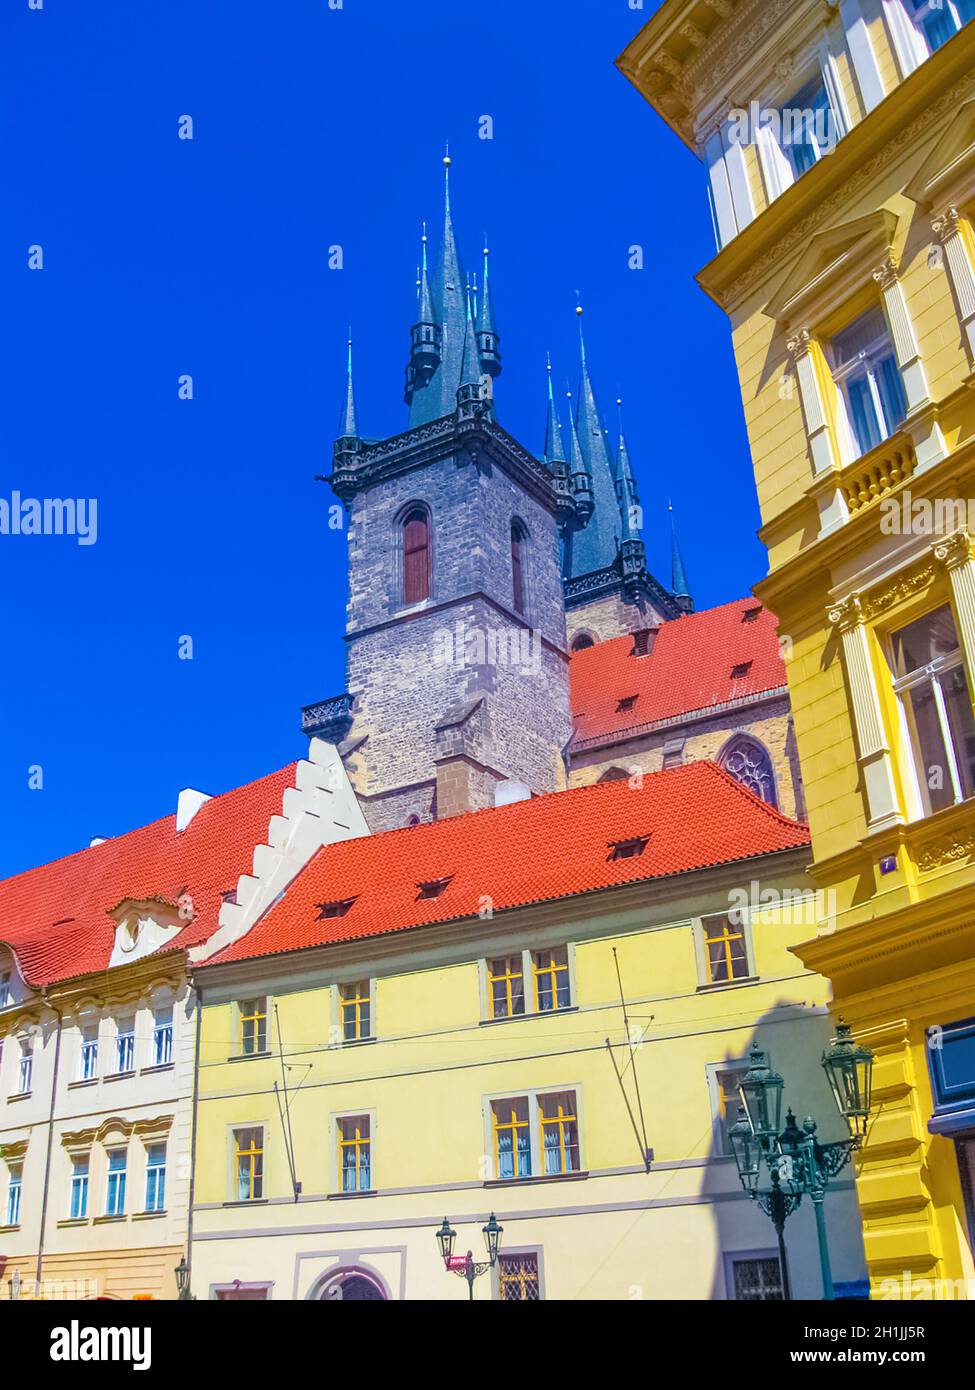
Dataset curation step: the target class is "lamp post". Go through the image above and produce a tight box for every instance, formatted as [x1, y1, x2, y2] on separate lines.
[174, 1256, 195, 1301]
[728, 1021, 874, 1301]
[436, 1213, 503, 1300]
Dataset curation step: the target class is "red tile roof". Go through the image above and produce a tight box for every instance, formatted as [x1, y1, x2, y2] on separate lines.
[0, 765, 295, 988]
[207, 761, 809, 969]
[570, 598, 786, 745]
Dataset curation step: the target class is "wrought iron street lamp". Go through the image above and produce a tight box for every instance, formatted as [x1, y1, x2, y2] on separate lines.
[729, 1023, 874, 1301]
[174, 1256, 195, 1301]
[436, 1213, 503, 1300]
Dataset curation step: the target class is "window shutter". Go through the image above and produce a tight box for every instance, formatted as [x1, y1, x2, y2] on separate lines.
[403, 511, 430, 605]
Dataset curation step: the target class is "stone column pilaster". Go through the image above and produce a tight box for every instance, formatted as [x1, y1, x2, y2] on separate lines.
[933, 207, 975, 368]
[828, 595, 903, 831]
[873, 253, 947, 472]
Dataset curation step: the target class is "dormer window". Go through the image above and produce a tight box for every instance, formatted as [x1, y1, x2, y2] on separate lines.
[731, 661, 753, 679]
[417, 877, 452, 900]
[631, 628, 658, 657]
[616, 695, 638, 714]
[742, 606, 761, 624]
[317, 898, 356, 920]
[0, 973, 12, 1009]
[608, 835, 650, 861]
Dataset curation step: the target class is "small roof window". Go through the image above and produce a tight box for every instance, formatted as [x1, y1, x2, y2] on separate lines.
[317, 898, 357, 920]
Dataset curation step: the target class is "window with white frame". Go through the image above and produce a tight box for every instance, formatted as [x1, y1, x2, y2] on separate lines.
[238, 998, 268, 1056]
[70, 1155, 89, 1219]
[338, 982, 372, 1042]
[79, 1024, 98, 1081]
[152, 1007, 173, 1067]
[144, 1142, 166, 1212]
[5, 1162, 23, 1226]
[490, 1088, 581, 1181]
[780, 75, 837, 178]
[17, 1037, 33, 1094]
[0, 972, 12, 1009]
[829, 307, 908, 460]
[114, 1019, 135, 1074]
[888, 604, 975, 817]
[105, 1148, 127, 1216]
[902, 0, 974, 54]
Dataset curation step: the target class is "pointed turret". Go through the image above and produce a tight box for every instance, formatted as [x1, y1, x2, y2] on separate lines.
[614, 400, 648, 596]
[408, 152, 471, 426]
[456, 282, 485, 420]
[476, 242, 501, 378]
[405, 223, 442, 405]
[543, 357, 576, 525]
[332, 332, 363, 498]
[340, 331, 358, 439]
[564, 305, 624, 581]
[669, 500, 694, 613]
[566, 385, 594, 522]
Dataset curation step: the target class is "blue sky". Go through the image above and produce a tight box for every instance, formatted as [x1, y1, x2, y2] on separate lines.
[0, 0, 763, 877]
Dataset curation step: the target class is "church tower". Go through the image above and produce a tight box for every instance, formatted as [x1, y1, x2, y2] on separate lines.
[310, 157, 573, 830]
[559, 307, 689, 650]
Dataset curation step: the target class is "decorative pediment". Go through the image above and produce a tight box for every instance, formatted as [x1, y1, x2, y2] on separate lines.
[905, 98, 975, 208]
[0, 1138, 29, 1162]
[61, 1114, 174, 1150]
[767, 209, 902, 325]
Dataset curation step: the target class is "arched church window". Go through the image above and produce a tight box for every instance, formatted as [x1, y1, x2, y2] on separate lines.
[402, 507, 431, 606]
[511, 520, 528, 616]
[718, 735, 778, 808]
[598, 766, 630, 783]
[571, 632, 595, 653]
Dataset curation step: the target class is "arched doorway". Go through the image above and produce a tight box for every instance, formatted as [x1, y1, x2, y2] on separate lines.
[316, 1266, 388, 1301]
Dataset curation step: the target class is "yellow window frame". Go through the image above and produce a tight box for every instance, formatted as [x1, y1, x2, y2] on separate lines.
[703, 917, 748, 984]
[239, 998, 267, 1054]
[492, 1100, 530, 1179]
[338, 1116, 371, 1191]
[488, 956, 524, 1018]
[533, 948, 569, 1012]
[339, 982, 371, 1041]
[234, 1128, 263, 1200]
[538, 1093, 578, 1175]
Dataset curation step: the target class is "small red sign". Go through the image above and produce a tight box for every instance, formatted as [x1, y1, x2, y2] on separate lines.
[446, 1255, 468, 1271]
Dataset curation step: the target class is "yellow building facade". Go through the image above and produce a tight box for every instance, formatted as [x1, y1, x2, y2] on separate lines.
[620, 0, 975, 1295]
[188, 787, 868, 1301]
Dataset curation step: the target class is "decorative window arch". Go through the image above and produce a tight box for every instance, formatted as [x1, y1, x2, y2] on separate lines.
[718, 735, 778, 808]
[571, 631, 596, 653]
[511, 519, 529, 616]
[400, 504, 431, 606]
[598, 766, 630, 784]
[312, 1264, 389, 1302]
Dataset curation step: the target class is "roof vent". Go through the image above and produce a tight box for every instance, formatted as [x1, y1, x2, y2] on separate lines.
[417, 877, 453, 900]
[176, 788, 212, 833]
[89, 836, 109, 848]
[731, 661, 753, 679]
[608, 835, 650, 861]
[630, 628, 658, 657]
[742, 606, 762, 623]
[495, 780, 532, 807]
[317, 898, 356, 919]
[616, 695, 639, 713]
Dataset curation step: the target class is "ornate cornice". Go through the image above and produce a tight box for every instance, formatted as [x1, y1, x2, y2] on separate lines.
[916, 828, 975, 872]
[61, 1114, 174, 1151]
[716, 71, 975, 307]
